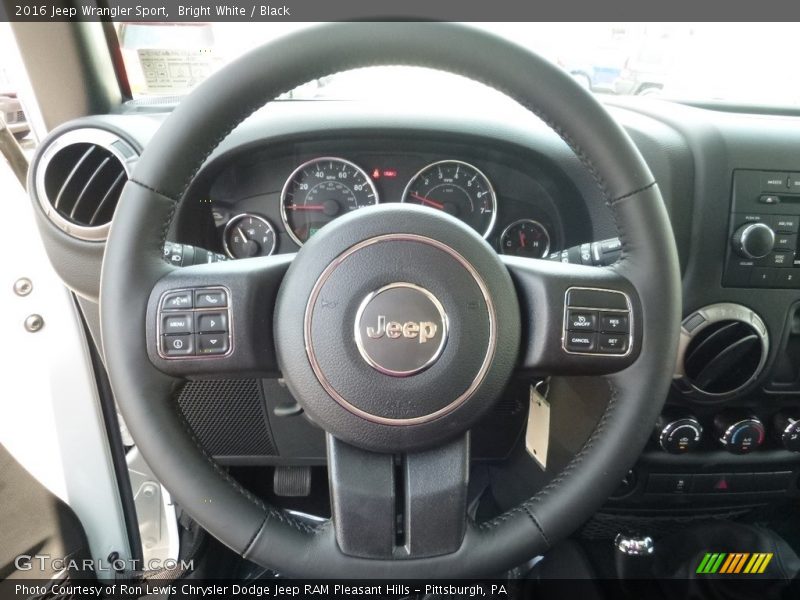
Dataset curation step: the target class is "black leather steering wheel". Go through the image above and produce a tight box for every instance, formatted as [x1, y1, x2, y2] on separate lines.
[100, 23, 681, 577]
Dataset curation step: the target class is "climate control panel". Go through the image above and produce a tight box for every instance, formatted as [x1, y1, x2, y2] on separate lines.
[653, 411, 800, 454]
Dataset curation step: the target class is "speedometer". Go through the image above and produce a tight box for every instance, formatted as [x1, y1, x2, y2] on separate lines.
[401, 160, 497, 238]
[280, 157, 379, 245]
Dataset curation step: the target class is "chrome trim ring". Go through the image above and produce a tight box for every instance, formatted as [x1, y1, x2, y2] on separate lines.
[673, 302, 769, 398]
[155, 286, 234, 361]
[280, 156, 380, 247]
[34, 127, 138, 242]
[498, 218, 551, 258]
[353, 282, 449, 377]
[222, 213, 277, 259]
[561, 286, 634, 358]
[401, 159, 498, 239]
[304, 233, 497, 426]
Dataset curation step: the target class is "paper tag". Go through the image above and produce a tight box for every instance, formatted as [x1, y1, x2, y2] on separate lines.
[525, 381, 551, 471]
[137, 49, 215, 94]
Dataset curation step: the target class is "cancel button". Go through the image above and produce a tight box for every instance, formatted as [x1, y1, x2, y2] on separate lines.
[565, 332, 597, 352]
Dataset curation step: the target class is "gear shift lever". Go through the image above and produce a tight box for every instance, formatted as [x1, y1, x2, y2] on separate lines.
[614, 533, 655, 579]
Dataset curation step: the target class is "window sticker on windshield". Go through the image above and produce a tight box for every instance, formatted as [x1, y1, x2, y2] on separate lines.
[136, 49, 214, 94]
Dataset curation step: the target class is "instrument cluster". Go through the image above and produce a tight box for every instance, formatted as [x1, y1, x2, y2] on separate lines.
[205, 144, 574, 261]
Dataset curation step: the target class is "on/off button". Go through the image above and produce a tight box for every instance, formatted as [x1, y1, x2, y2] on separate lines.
[567, 310, 598, 331]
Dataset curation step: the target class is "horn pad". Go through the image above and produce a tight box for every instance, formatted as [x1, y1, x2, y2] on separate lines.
[274, 204, 520, 452]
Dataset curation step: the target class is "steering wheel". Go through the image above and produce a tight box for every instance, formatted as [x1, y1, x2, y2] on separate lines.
[101, 23, 680, 577]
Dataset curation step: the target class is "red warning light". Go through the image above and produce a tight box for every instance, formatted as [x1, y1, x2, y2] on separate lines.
[372, 168, 381, 179]
[382, 169, 398, 178]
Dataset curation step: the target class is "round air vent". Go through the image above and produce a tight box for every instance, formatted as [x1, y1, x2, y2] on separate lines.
[675, 303, 769, 399]
[34, 128, 138, 241]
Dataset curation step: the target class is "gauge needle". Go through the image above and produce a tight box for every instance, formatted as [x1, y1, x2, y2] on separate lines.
[285, 204, 325, 211]
[409, 192, 445, 210]
[519, 231, 527, 247]
[237, 226, 249, 241]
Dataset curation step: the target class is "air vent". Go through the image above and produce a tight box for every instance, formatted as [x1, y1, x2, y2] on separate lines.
[675, 303, 769, 399]
[34, 128, 137, 241]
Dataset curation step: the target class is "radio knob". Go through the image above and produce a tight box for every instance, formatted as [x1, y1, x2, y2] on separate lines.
[774, 412, 800, 452]
[732, 222, 775, 259]
[655, 415, 703, 454]
[715, 413, 765, 454]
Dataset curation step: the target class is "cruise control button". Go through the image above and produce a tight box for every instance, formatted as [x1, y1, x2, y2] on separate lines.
[162, 291, 193, 310]
[162, 312, 193, 334]
[598, 333, 628, 354]
[162, 334, 194, 356]
[196, 312, 228, 333]
[567, 310, 597, 331]
[600, 312, 629, 333]
[565, 333, 596, 352]
[197, 333, 229, 355]
[566, 288, 628, 310]
[195, 289, 228, 308]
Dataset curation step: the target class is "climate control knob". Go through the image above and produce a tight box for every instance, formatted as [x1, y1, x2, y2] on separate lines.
[731, 223, 775, 259]
[655, 415, 703, 454]
[774, 412, 800, 452]
[715, 414, 765, 454]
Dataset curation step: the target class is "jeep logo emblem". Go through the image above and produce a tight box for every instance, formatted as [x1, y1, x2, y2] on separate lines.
[355, 283, 448, 377]
[365, 316, 438, 343]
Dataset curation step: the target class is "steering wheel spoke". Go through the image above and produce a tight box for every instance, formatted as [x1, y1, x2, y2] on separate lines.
[327, 433, 469, 559]
[503, 255, 641, 376]
[145, 254, 293, 377]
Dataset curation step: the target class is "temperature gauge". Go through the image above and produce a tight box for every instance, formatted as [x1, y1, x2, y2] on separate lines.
[499, 219, 551, 258]
[223, 214, 277, 259]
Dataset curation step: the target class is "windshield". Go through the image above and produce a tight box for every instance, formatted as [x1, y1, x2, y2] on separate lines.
[110, 22, 800, 107]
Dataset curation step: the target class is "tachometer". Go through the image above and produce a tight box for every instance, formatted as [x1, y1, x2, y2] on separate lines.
[280, 157, 379, 245]
[401, 160, 497, 238]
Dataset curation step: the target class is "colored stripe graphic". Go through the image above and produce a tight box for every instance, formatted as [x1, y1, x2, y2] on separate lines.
[697, 552, 773, 575]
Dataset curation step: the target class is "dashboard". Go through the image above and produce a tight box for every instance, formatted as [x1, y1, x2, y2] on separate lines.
[27, 96, 800, 528]
[180, 135, 592, 262]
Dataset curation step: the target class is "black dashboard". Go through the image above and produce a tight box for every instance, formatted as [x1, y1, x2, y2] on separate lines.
[28, 95, 800, 527]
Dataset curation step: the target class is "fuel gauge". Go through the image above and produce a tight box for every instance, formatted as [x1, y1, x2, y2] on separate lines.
[223, 214, 277, 259]
[500, 219, 551, 259]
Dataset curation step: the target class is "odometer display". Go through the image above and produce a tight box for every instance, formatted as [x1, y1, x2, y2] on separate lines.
[402, 160, 497, 238]
[281, 157, 379, 245]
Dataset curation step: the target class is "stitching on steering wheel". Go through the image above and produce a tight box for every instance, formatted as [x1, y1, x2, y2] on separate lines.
[523, 379, 619, 508]
[142, 39, 659, 552]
